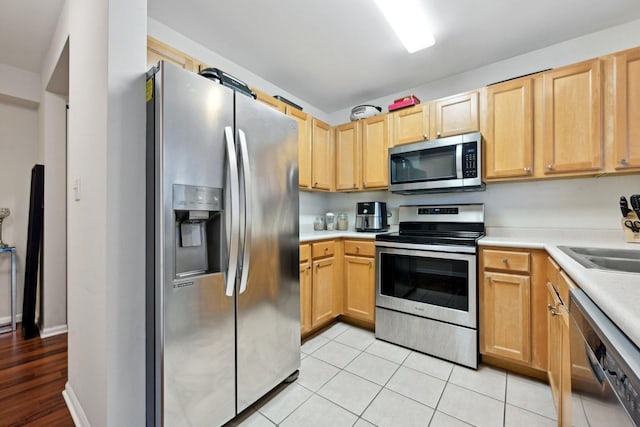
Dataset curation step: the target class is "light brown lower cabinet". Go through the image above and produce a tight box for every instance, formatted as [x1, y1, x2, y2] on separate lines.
[299, 259, 312, 335]
[343, 254, 375, 323]
[480, 248, 548, 371]
[312, 257, 337, 327]
[547, 259, 577, 427]
[481, 271, 531, 363]
[300, 239, 375, 337]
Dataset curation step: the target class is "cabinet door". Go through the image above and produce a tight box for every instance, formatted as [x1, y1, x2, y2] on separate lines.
[393, 104, 429, 146]
[253, 88, 286, 112]
[614, 48, 640, 171]
[547, 282, 563, 413]
[434, 91, 479, 138]
[312, 257, 335, 327]
[343, 256, 375, 322]
[484, 79, 534, 179]
[147, 37, 196, 72]
[311, 119, 334, 191]
[287, 107, 312, 188]
[481, 271, 531, 363]
[335, 122, 360, 191]
[361, 115, 390, 189]
[542, 60, 603, 174]
[300, 261, 312, 334]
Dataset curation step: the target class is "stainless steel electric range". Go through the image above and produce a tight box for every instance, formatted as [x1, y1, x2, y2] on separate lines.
[375, 204, 485, 368]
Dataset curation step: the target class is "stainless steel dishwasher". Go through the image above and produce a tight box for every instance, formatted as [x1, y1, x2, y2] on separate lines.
[569, 288, 640, 427]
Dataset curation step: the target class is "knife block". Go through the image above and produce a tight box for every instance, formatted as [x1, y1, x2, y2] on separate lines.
[621, 211, 640, 244]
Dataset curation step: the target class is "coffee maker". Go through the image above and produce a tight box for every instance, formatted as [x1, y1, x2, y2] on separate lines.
[355, 201, 388, 232]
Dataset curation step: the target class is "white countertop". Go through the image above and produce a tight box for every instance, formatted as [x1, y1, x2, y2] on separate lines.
[300, 228, 395, 243]
[480, 228, 640, 349]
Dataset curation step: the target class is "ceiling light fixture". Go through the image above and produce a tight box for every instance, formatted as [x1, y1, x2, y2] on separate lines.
[374, 0, 436, 54]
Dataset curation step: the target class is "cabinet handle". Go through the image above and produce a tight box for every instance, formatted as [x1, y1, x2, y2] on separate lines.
[356, 246, 360, 252]
[437, 132, 441, 137]
[353, 184, 357, 188]
[324, 247, 328, 252]
[620, 159, 628, 165]
[307, 266, 311, 271]
[551, 310, 562, 316]
[423, 134, 428, 140]
[524, 167, 532, 174]
[502, 258, 508, 264]
[314, 181, 318, 186]
[547, 304, 556, 311]
[546, 164, 554, 171]
[369, 261, 373, 267]
[486, 276, 492, 281]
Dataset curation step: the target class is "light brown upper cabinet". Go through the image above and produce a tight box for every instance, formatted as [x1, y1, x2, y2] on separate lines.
[433, 91, 479, 139]
[392, 104, 430, 146]
[286, 107, 312, 188]
[253, 88, 286, 113]
[614, 47, 640, 171]
[147, 37, 199, 72]
[335, 122, 360, 191]
[542, 59, 603, 175]
[483, 78, 534, 179]
[361, 114, 391, 189]
[311, 118, 334, 191]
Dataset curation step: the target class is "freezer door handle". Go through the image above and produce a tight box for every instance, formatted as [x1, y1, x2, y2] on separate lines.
[238, 129, 252, 295]
[224, 126, 240, 297]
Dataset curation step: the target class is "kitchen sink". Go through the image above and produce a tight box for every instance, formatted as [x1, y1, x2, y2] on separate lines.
[558, 246, 640, 274]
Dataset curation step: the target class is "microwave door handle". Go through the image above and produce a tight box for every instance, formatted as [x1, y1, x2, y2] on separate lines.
[456, 144, 463, 179]
[224, 126, 240, 297]
[238, 129, 252, 295]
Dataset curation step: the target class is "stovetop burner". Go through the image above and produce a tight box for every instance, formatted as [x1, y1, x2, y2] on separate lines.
[375, 204, 485, 248]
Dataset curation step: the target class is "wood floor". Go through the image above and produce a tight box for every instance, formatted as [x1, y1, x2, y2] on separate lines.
[0, 326, 73, 426]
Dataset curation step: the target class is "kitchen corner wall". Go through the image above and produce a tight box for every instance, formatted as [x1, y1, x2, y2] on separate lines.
[322, 174, 640, 232]
[0, 100, 39, 324]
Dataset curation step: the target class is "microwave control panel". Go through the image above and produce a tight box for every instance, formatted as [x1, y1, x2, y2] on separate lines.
[462, 143, 478, 178]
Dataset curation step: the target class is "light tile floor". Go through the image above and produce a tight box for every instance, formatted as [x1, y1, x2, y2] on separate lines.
[227, 322, 557, 427]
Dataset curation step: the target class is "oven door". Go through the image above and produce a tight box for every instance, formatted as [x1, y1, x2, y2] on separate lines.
[376, 245, 477, 328]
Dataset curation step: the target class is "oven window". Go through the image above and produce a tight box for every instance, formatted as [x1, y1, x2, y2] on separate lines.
[390, 145, 457, 184]
[380, 252, 468, 311]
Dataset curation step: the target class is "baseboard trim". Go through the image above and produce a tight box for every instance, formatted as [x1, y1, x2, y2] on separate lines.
[40, 324, 68, 338]
[0, 313, 22, 326]
[63, 382, 90, 426]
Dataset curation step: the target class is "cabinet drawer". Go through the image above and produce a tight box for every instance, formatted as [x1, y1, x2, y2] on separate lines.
[300, 244, 311, 263]
[312, 241, 335, 258]
[483, 249, 530, 273]
[344, 240, 375, 257]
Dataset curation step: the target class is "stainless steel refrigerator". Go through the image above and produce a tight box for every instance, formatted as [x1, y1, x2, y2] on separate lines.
[146, 61, 300, 426]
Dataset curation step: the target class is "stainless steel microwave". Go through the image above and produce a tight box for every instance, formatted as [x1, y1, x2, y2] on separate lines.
[388, 131, 484, 194]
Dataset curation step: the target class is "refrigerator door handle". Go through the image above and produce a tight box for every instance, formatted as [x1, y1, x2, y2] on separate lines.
[238, 129, 252, 295]
[224, 125, 240, 297]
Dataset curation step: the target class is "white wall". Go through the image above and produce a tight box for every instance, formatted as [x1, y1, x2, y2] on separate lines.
[104, 0, 146, 423]
[39, 90, 67, 336]
[0, 100, 39, 324]
[326, 174, 640, 232]
[40, 0, 146, 424]
[0, 64, 40, 108]
[147, 18, 330, 122]
[327, 19, 640, 124]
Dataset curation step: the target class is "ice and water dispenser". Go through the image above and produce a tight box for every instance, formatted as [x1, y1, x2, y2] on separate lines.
[172, 184, 224, 279]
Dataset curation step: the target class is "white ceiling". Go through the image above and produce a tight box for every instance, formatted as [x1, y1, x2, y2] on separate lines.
[0, 0, 65, 73]
[3, 1, 639, 113]
[148, 0, 640, 113]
